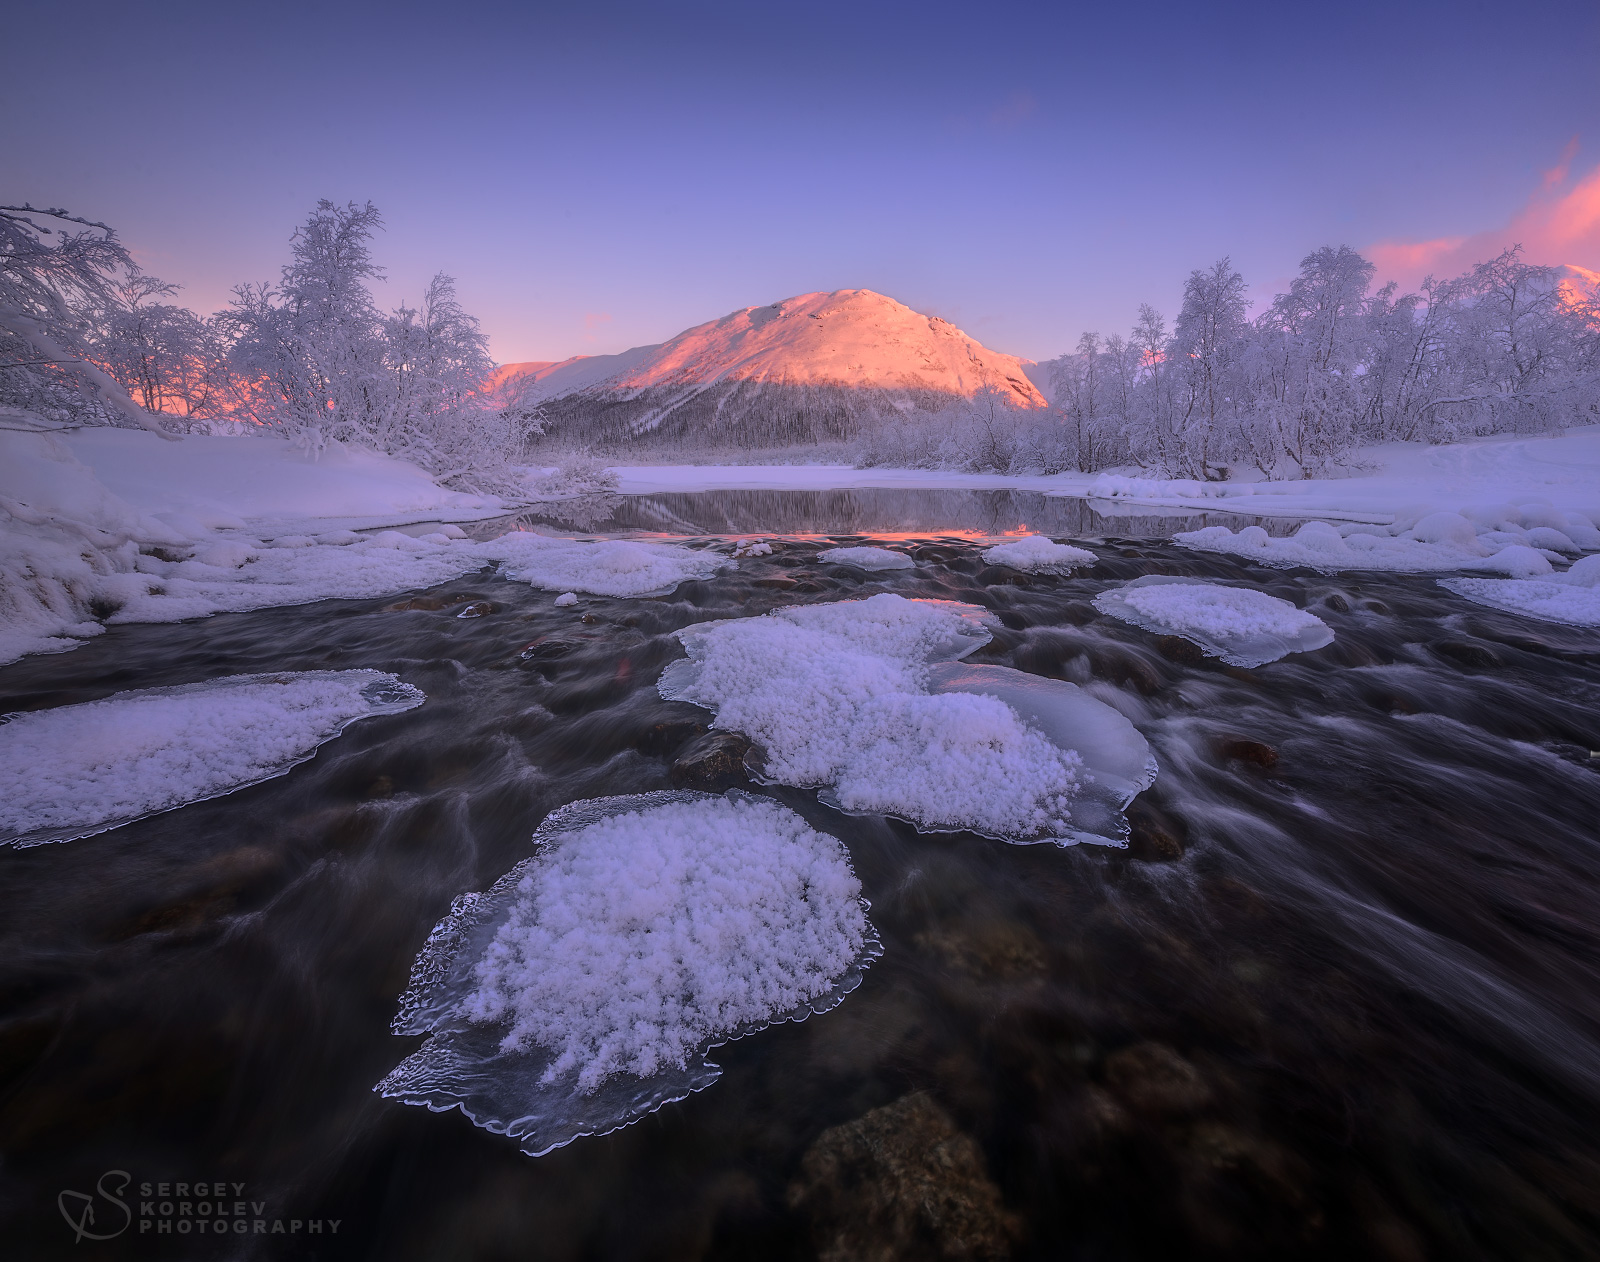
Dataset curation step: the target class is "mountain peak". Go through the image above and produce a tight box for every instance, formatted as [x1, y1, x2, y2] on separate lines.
[510, 289, 1046, 409]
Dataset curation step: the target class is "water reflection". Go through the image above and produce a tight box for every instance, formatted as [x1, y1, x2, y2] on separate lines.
[473, 487, 1289, 539]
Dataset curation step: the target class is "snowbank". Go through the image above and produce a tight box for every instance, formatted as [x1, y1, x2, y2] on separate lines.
[0, 430, 736, 666]
[1082, 428, 1600, 526]
[66, 428, 511, 533]
[659, 593, 1154, 844]
[1440, 554, 1600, 628]
[377, 791, 877, 1155]
[0, 671, 422, 847]
[1177, 509, 1596, 575]
[479, 533, 728, 597]
[1093, 576, 1334, 667]
[817, 546, 915, 571]
[982, 535, 1096, 573]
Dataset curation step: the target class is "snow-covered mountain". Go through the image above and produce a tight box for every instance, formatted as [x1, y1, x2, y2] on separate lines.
[497, 290, 1046, 447]
[1553, 263, 1600, 307]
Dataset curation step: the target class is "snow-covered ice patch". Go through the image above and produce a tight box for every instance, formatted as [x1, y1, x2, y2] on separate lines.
[478, 533, 728, 597]
[982, 535, 1097, 573]
[376, 791, 877, 1156]
[659, 593, 1154, 844]
[1440, 554, 1600, 628]
[553, 592, 578, 607]
[925, 663, 1157, 844]
[816, 546, 915, 571]
[0, 670, 422, 848]
[733, 539, 773, 558]
[98, 538, 488, 629]
[1176, 517, 1578, 576]
[1093, 576, 1334, 667]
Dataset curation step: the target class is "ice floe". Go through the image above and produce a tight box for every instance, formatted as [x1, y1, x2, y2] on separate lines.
[1176, 507, 1598, 575]
[925, 663, 1158, 843]
[981, 535, 1097, 573]
[659, 593, 1155, 844]
[478, 533, 729, 597]
[0, 670, 422, 847]
[1093, 576, 1334, 667]
[1440, 554, 1600, 628]
[816, 546, 915, 571]
[377, 791, 876, 1155]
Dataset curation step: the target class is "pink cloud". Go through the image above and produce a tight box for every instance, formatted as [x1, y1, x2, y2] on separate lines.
[582, 311, 612, 342]
[988, 91, 1037, 129]
[1368, 143, 1600, 290]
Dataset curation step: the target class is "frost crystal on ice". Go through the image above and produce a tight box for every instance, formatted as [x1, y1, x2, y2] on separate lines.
[376, 791, 877, 1155]
[659, 593, 1154, 844]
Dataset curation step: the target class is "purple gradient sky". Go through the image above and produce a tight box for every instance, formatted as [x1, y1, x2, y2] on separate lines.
[7, 0, 1598, 364]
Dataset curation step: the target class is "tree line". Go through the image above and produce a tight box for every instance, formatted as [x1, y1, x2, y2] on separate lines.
[5, 199, 1596, 486]
[1036, 245, 1599, 478]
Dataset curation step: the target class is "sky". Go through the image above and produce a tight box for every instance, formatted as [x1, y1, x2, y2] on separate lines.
[7, 0, 1599, 365]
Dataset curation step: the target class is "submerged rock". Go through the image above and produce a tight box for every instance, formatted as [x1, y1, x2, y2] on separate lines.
[670, 731, 753, 790]
[1125, 802, 1187, 861]
[1103, 1042, 1213, 1115]
[787, 1092, 1020, 1261]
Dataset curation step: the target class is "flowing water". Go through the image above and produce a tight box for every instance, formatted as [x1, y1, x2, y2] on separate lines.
[3, 488, 1600, 1261]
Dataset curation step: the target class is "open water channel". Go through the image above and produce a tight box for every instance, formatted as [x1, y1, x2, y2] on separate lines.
[3, 488, 1599, 1260]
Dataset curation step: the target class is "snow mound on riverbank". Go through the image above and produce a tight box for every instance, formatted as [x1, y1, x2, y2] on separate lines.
[1440, 554, 1600, 627]
[0, 430, 742, 665]
[479, 533, 728, 597]
[1093, 576, 1334, 667]
[660, 593, 1150, 843]
[1176, 506, 1599, 574]
[817, 546, 915, 571]
[982, 535, 1096, 573]
[0, 670, 422, 847]
[66, 428, 510, 533]
[377, 791, 877, 1155]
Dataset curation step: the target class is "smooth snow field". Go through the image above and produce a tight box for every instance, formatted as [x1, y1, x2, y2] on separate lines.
[378, 791, 878, 1155]
[5, 525, 1600, 1259]
[0, 670, 422, 847]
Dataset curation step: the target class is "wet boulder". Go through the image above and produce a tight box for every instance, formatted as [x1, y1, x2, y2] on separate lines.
[669, 731, 753, 790]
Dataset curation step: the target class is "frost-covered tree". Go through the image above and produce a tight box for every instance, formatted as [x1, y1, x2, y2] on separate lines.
[1024, 239, 1596, 481]
[1171, 258, 1250, 478]
[225, 201, 515, 490]
[0, 205, 172, 435]
[88, 274, 237, 428]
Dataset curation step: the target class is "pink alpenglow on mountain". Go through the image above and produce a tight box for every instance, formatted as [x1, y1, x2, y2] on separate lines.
[606, 290, 1043, 401]
[506, 290, 1047, 447]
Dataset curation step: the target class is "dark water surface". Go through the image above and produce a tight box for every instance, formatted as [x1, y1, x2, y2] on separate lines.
[3, 493, 1600, 1261]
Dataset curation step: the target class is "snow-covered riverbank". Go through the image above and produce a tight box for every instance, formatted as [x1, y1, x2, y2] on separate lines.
[612, 427, 1600, 528]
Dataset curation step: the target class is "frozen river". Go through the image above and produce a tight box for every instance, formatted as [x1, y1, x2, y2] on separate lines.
[4, 492, 1599, 1260]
